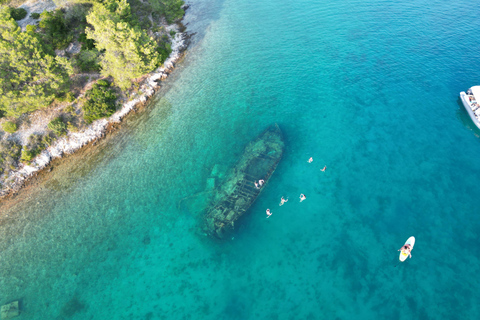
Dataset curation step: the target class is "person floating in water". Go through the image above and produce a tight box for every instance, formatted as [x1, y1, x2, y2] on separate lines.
[254, 181, 259, 189]
[258, 179, 265, 186]
[308, 157, 313, 163]
[321, 165, 326, 172]
[279, 197, 288, 206]
[266, 209, 272, 218]
[398, 244, 412, 259]
[299, 194, 306, 202]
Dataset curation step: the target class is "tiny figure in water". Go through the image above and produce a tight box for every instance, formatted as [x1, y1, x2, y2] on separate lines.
[299, 194, 306, 202]
[308, 157, 313, 163]
[398, 244, 412, 259]
[254, 181, 260, 189]
[279, 197, 288, 206]
[321, 165, 326, 172]
[258, 179, 265, 186]
[266, 209, 272, 218]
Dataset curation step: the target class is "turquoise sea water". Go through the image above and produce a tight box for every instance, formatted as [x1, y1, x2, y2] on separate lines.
[1, 0, 480, 318]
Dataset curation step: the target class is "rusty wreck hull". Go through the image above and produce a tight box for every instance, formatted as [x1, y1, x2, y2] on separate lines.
[204, 124, 284, 239]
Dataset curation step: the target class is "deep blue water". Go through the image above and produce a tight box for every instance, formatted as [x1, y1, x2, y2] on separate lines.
[1, 0, 480, 319]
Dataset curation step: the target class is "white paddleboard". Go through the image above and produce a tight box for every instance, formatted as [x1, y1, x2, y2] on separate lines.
[399, 236, 415, 262]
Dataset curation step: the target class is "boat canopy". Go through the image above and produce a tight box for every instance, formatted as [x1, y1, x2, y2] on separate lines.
[471, 86, 480, 100]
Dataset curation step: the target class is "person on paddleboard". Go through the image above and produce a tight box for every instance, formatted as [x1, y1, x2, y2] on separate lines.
[398, 244, 412, 259]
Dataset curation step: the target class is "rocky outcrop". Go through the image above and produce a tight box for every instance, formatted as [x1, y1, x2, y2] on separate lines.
[0, 301, 20, 319]
[0, 31, 189, 199]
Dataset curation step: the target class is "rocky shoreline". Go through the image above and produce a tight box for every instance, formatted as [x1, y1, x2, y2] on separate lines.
[0, 24, 190, 200]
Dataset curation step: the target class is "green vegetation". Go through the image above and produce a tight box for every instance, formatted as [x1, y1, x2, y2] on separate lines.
[0, 0, 184, 146]
[1, 121, 17, 133]
[0, 7, 73, 117]
[76, 48, 102, 72]
[20, 133, 45, 163]
[42, 133, 56, 147]
[9, 7, 27, 21]
[39, 9, 73, 50]
[78, 32, 95, 50]
[85, 0, 160, 90]
[147, 0, 184, 24]
[56, 91, 75, 103]
[64, 104, 76, 115]
[0, 0, 186, 179]
[48, 117, 67, 135]
[26, 24, 37, 33]
[20, 147, 36, 163]
[0, 140, 21, 174]
[82, 80, 117, 123]
[156, 37, 172, 63]
[67, 121, 78, 132]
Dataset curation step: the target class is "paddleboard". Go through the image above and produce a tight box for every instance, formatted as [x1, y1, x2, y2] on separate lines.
[399, 236, 415, 262]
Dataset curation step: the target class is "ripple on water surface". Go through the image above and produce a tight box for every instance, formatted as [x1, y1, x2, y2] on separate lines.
[1, 0, 480, 319]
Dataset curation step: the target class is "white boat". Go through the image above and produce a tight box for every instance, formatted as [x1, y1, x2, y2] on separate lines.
[460, 86, 480, 130]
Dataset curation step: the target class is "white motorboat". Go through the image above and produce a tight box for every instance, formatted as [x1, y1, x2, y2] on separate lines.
[460, 86, 480, 130]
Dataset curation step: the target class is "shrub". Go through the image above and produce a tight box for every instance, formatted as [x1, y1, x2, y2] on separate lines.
[48, 117, 67, 135]
[56, 92, 75, 102]
[78, 33, 95, 50]
[169, 29, 176, 37]
[30, 12, 41, 19]
[20, 148, 36, 163]
[82, 82, 117, 124]
[67, 121, 78, 132]
[96, 79, 110, 87]
[26, 24, 37, 33]
[10, 8, 27, 21]
[41, 133, 56, 147]
[64, 105, 76, 115]
[39, 9, 73, 50]
[76, 49, 101, 72]
[2, 121, 17, 133]
[0, 140, 21, 173]
[156, 42, 172, 65]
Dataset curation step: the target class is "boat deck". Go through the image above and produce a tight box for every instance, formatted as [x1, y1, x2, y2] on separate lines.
[460, 87, 480, 130]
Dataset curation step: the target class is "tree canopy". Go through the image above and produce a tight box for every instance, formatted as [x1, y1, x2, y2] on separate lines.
[0, 7, 73, 116]
[86, 0, 160, 90]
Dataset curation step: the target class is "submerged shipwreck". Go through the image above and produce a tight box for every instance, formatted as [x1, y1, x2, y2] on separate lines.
[204, 124, 284, 239]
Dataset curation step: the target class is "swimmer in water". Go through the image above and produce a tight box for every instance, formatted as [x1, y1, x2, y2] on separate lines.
[299, 194, 306, 202]
[321, 165, 326, 172]
[259, 179, 265, 186]
[266, 209, 272, 218]
[308, 157, 313, 163]
[279, 197, 288, 206]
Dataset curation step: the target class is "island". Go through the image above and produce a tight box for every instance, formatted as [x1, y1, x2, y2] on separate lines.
[0, 0, 188, 199]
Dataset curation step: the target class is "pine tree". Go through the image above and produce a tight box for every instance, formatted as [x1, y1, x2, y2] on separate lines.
[0, 7, 73, 116]
[85, 0, 160, 90]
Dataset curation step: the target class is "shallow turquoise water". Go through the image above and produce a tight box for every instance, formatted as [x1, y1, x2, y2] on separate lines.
[1, 0, 480, 319]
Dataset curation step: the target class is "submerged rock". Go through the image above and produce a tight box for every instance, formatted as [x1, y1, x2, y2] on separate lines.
[204, 124, 284, 239]
[1, 301, 20, 319]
